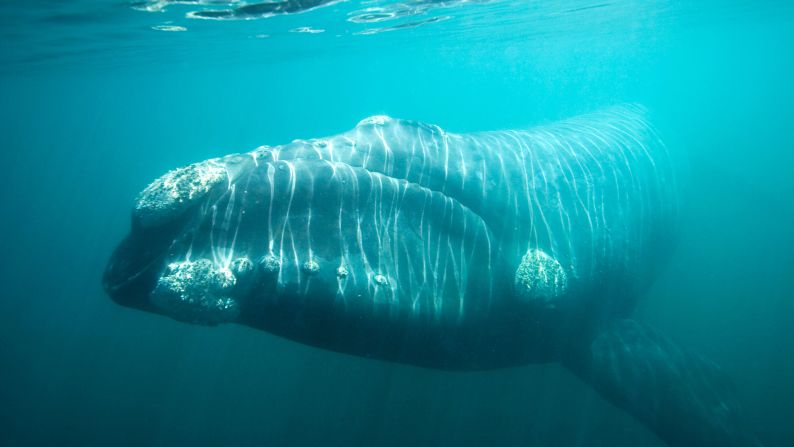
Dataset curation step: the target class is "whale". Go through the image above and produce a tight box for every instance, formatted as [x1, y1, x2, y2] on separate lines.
[104, 105, 761, 447]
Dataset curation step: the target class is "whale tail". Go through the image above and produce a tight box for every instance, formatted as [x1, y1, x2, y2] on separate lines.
[561, 319, 763, 447]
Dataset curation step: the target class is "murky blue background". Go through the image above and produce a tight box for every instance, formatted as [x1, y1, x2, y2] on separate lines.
[1, 1, 792, 446]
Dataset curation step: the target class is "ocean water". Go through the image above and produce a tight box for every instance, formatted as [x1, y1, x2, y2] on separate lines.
[1, 1, 793, 446]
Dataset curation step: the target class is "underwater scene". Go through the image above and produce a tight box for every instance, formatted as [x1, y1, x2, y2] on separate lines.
[1, 1, 793, 446]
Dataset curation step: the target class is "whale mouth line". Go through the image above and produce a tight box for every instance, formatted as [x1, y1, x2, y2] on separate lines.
[266, 154, 494, 250]
[102, 228, 179, 313]
[277, 152, 491, 232]
[326, 157, 486, 222]
[289, 157, 496, 261]
[103, 255, 159, 294]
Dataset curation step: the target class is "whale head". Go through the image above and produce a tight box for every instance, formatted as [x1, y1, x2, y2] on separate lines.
[104, 117, 509, 334]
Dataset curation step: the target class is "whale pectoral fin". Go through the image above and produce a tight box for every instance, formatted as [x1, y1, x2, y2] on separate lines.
[561, 319, 763, 447]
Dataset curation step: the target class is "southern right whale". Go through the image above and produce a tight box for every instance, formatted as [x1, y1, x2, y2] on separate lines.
[104, 105, 763, 447]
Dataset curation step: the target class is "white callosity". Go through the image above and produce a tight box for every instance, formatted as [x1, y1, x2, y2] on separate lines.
[302, 259, 320, 274]
[151, 259, 240, 325]
[230, 257, 254, 277]
[134, 159, 227, 227]
[514, 249, 569, 305]
[260, 254, 281, 273]
[373, 274, 389, 287]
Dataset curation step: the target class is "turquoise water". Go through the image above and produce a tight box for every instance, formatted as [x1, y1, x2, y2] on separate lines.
[1, 1, 793, 446]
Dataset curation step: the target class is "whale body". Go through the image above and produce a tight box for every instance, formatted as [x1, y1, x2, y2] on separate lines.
[104, 105, 760, 447]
